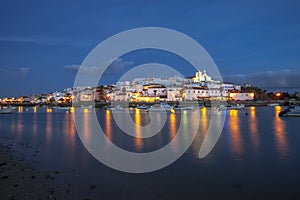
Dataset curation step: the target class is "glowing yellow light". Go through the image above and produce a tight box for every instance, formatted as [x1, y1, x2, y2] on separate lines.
[229, 93, 237, 98]
[228, 110, 238, 116]
[83, 108, 89, 113]
[18, 106, 23, 113]
[250, 93, 254, 98]
[275, 92, 281, 97]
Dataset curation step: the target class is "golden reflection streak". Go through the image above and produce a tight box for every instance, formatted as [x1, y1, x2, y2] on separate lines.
[69, 112, 75, 137]
[169, 113, 177, 153]
[105, 110, 112, 141]
[274, 106, 289, 158]
[33, 106, 37, 113]
[69, 107, 75, 113]
[18, 106, 23, 113]
[83, 109, 90, 144]
[46, 109, 52, 146]
[249, 107, 259, 154]
[169, 113, 176, 139]
[201, 107, 208, 135]
[134, 109, 143, 150]
[228, 110, 243, 158]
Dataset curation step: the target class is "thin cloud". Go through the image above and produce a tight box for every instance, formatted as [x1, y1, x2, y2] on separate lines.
[223, 69, 300, 90]
[0, 67, 30, 77]
[64, 58, 133, 75]
[64, 65, 81, 72]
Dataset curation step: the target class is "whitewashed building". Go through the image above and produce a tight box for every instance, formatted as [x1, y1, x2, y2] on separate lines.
[183, 86, 209, 100]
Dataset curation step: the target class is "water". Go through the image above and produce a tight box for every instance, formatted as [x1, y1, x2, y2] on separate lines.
[0, 106, 300, 199]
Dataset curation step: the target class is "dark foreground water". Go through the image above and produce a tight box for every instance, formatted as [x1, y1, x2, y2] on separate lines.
[0, 106, 300, 199]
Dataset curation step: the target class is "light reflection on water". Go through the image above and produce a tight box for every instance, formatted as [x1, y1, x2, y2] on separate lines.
[134, 109, 143, 150]
[249, 106, 260, 154]
[273, 106, 289, 159]
[105, 110, 112, 140]
[1, 106, 294, 162]
[228, 109, 243, 159]
[70, 107, 293, 161]
[1, 106, 299, 199]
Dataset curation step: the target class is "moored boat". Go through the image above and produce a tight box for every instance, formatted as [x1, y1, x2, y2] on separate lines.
[148, 103, 174, 112]
[218, 104, 245, 110]
[81, 105, 93, 109]
[279, 106, 300, 117]
[136, 105, 149, 109]
[268, 103, 280, 107]
[174, 105, 194, 110]
[105, 105, 123, 111]
[0, 107, 13, 114]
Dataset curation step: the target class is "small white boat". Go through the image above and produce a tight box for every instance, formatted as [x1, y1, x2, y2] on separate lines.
[81, 105, 93, 109]
[8, 106, 17, 110]
[268, 103, 280, 107]
[219, 104, 245, 110]
[136, 105, 149, 109]
[105, 105, 123, 111]
[0, 107, 13, 114]
[174, 106, 194, 110]
[53, 107, 70, 110]
[149, 103, 174, 112]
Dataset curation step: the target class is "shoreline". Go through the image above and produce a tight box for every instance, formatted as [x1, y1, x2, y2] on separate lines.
[0, 137, 82, 200]
[1, 99, 298, 108]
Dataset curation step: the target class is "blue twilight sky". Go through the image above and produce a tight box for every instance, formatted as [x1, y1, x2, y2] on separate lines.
[0, 0, 300, 97]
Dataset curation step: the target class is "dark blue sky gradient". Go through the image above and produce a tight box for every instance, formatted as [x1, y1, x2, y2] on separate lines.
[1, 0, 300, 96]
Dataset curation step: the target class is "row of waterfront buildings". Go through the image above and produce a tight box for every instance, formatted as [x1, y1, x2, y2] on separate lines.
[0, 71, 255, 105]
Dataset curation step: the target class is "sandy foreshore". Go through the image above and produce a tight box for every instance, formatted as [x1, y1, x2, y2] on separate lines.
[0, 137, 87, 200]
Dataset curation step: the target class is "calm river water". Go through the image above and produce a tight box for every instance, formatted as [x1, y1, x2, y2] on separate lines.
[0, 106, 299, 199]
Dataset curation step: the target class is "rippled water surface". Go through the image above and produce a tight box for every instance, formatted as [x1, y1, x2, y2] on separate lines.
[0, 106, 299, 199]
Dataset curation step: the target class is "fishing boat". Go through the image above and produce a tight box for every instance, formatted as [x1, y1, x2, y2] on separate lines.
[105, 105, 123, 111]
[136, 105, 149, 109]
[279, 99, 300, 117]
[148, 103, 174, 112]
[0, 107, 13, 114]
[53, 106, 70, 111]
[219, 104, 245, 110]
[174, 105, 195, 110]
[8, 106, 17, 110]
[267, 103, 280, 107]
[279, 106, 300, 117]
[81, 105, 93, 109]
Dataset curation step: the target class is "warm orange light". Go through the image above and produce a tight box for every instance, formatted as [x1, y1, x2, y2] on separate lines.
[229, 93, 237, 98]
[275, 92, 281, 97]
[83, 108, 89, 113]
[69, 107, 75, 113]
[250, 93, 255, 98]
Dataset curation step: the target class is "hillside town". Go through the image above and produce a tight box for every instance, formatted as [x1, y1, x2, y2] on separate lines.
[1, 70, 299, 107]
